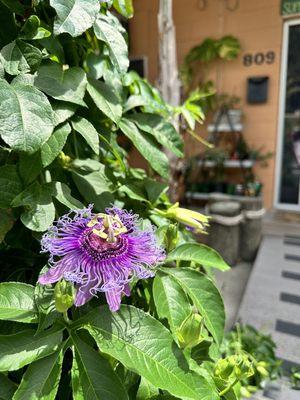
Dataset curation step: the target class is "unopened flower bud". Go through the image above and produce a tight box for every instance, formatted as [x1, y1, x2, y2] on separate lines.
[54, 279, 75, 313]
[176, 312, 204, 349]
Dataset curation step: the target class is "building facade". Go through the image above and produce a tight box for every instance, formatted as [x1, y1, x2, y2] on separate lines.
[130, 0, 300, 211]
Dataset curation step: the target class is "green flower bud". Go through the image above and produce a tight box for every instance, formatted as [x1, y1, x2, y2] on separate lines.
[214, 358, 235, 380]
[164, 223, 179, 252]
[176, 312, 204, 349]
[256, 362, 269, 377]
[54, 279, 75, 313]
[155, 203, 210, 234]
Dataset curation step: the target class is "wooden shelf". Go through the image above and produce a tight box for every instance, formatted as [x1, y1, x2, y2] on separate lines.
[186, 191, 262, 202]
[208, 123, 243, 132]
[197, 159, 255, 168]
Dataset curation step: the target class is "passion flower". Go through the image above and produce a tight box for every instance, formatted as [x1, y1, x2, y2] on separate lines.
[39, 205, 165, 311]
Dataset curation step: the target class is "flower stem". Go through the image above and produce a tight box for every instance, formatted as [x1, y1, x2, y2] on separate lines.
[219, 378, 239, 397]
[63, 311, 71, 325]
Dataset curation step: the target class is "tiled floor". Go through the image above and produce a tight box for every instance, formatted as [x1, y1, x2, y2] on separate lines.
[238, 234, 300, 368]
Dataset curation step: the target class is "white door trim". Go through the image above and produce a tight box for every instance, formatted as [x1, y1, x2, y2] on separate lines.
[274, 18, 300, 212]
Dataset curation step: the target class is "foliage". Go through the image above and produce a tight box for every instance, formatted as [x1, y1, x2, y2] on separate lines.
[0, 1, 260, 399]
[180, 36, 241, 89]
[291, 368, 300, 390]
[221, 324, 282, 398]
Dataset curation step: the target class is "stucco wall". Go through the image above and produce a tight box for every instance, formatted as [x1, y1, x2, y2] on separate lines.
[129, 0, 284, 209]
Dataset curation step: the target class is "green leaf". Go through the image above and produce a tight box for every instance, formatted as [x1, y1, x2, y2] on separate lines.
[52, 182, 83, 209]
[18, 152, 42, 185]
[12, 182, 56, 232]
[0, 328, 62, 371]
[0, 40, 42, 76]
[136, 377, 159, 400]
[0, 80, 54, 153]
[34, 268, 60, 333]
[119, 118, 169, 179]
[72, 169, 114, 211]
[41, 122, 71, 167]
[0, 373, 17, 400]
[0, 3, 17, 49]
[124, 95, 147, 112]
[118, 183, 148, 203]
[144, 178, 168, 204]
[35, 63, 87, 106]
[160, 268, 225, 346]
[153, 273, 191, 335]
[0, 165, 22, 208]
[71, 116, 99, 155]
[50, 0, 100, 37]
[52, 101, 77, 127]
[0, 209, 14, 243]
[79, 305, 219, 400]
[72, 334, 129, 400]
[166, 243, 230, 271]
[113, 0, 134, 18]
[0, 282, 37, 323]
[129, 113, 183, 157]
[12, 349, 63, 400]
[71, 351, 84, 400]
[93, 14, 128, 74]
[87, 78, 122, 124]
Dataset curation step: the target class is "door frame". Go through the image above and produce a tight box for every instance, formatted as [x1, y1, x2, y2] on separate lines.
[274, 18, 300, 212]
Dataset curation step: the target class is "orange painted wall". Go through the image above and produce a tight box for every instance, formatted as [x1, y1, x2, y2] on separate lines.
[129, 0, 286, 209]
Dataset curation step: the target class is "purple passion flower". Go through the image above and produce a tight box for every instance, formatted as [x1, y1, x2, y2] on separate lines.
[39, 205, 165, 312]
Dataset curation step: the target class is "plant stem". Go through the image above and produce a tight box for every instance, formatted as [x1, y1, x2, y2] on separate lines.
[219, 378, 239, 397]
[63, 311, 71, 325]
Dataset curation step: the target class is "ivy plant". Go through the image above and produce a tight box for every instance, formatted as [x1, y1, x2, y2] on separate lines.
[0, 1, 253, 399]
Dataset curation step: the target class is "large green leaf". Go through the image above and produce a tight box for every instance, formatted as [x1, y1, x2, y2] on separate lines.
[72, 170, 114, 211]
[18, 152, 42, 185]
[0, 373, 17, 400]
[72, 334, 129, 400]
[78, 305, 219, 400]
[0, 282, 37, 323]
[0, 165, 22, 208]
[50, 0, 100, 37]
[35, 64, 87, 106]
[0, 328, 62, 371]
[0, 80, 54, 153]
[153, 273, 191, 335]
[12, 182, 56, 232]
[52, 181, 83, 209]
[52, 100, 77, 127]
[129, 114, 183, 157]
[0, 209, 14, 243]
[93, 14, 128, 74]
[166, 243, 230, 271]
[41, 122, 71, 167]
[161, 268, 225, 346]
[0, 40, 42, 76]
[12, 349, 63, 400]
[71, 350, 84, 400]
[71, 116, 99, 155]
[113, 0, 134, 18]
[87, 78, 122, 124]
[119, 118, 169, 179]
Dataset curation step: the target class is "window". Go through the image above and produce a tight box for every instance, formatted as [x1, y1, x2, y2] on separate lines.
[276, 20, 300, 210]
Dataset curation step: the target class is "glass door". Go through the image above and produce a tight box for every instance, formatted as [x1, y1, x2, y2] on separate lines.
[276, 20, 300, 211]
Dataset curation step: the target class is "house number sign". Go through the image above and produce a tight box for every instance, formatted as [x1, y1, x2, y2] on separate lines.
[243, 51, 276, 67]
